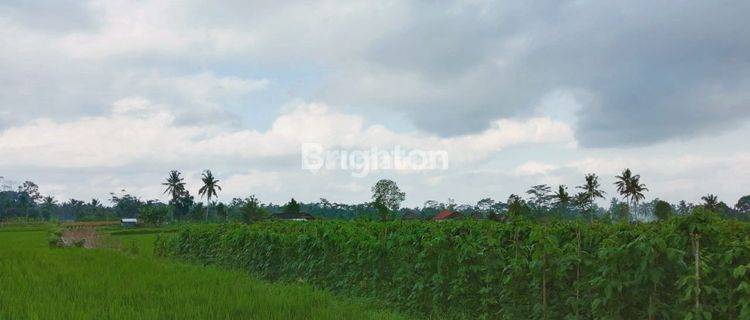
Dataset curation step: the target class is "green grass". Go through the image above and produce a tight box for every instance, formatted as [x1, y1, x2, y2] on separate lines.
[0, 229, 410, 320]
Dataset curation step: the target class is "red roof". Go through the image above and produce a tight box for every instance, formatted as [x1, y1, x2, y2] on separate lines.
[434, 210, 457, 220]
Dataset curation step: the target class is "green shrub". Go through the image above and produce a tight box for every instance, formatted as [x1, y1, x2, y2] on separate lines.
[156, 217, 750, 319]
[73, 239, 86, 248]
[47, 226, 63, 248]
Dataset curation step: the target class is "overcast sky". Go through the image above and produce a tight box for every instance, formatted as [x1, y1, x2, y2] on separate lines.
[1, 0, 748, 207]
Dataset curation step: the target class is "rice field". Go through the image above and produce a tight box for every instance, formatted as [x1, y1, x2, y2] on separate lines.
[0, 227, 410, 320]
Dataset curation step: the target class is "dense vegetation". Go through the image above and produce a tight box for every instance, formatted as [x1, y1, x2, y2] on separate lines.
[156, 210, 750, 319]
[1, 172, 749, 223]
[0, 227, 409, 319]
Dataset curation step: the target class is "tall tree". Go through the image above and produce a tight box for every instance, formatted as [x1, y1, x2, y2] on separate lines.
[476, 198, 496, 217]
[283, 198, 301, 215]
[553, 185, 571, 217]
[526, 184, 553, 209]
[654, 200, 673, 220]
[40, 195, 57, 220]
[614, 169, 648, 222]
[735, 195, 750, 214]
[371, 179, 405, 221]
[554, 185, 571, 206]
[577, 173, 606, 222]
[198, 170, 221, 221]
[701, 194, 719, 211]
[506, 194, 530, 218]
[163, 170, 186, 221]
[162, 170, 186, 204]
[241, 195, 267, 222]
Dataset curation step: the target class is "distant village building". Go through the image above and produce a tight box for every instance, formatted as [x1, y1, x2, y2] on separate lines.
[274, 212, 315, 221]
[433, 210, 460, 221]
[120, 218, 138, 227]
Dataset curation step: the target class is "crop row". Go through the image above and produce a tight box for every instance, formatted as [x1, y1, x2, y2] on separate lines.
[155, 210, 750, 319]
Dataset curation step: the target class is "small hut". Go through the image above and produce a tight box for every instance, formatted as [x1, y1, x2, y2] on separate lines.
[120, 218, 138, 227]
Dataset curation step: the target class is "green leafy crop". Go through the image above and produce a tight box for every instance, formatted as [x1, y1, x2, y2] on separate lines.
[157, 215, 750, 319]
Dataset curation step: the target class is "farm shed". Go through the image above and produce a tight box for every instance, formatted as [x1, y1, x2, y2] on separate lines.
[120, 218, 138, 227]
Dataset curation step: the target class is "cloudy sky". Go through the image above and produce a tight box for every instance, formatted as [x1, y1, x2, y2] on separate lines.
[1, 0, 748, 207]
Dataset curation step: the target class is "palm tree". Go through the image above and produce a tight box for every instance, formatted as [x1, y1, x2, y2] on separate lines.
[577, 173, 606, 222]
[198, 170, 221, 221]
[163, 170, 186, 221]
[701, 194, 719, 211]
[553, 185, 571, 217]
[629, 176, 648, 211]
[614, 169, 634, 200]
[554, 185, 570, 205]
[162, 170, 186, 204]
[614, 169, 649, 221]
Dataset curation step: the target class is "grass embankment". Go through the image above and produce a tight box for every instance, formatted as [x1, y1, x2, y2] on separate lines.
[0, 228, 409, 320]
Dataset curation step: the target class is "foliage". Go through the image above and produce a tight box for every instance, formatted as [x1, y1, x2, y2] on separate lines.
[654, 200, 674, 220]
[576, 173, 606, 221]
[283, 198, 301, 215]
[198, 170, 221, 222]
[162, 170, 186, 204]
[702, 194, 719, 210]
[371, 179, 406, 212]
[242, 195, 269, 222]
[139, 205, 169, 226]
[109, 190, 142, 218]
[526, 184, 553, 209]
[614, 169, 648, 204]
[198, 170, 222, 202]
[608, 198, 630, 222]
[156, 216, 750, 319]
[0, 229, 408, 319]
[735, 195, 750, 214]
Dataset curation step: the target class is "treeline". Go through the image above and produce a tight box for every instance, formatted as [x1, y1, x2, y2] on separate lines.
[1, 170, 749, 223]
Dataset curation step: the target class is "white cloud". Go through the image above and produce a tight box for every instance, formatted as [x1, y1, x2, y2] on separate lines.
[0, 100, 574, 170]
[515, 161, 557, 176]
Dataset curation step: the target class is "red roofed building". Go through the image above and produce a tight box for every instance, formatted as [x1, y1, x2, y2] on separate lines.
[433, 210, 460, 221]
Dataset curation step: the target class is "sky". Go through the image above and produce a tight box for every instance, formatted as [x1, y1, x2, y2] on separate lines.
[0, 0, 749, 207]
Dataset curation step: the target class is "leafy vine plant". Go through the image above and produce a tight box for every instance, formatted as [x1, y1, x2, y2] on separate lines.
[156, 209, 748, 319]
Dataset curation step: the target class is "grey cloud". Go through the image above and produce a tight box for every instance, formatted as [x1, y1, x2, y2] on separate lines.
[2, 0, 749, 147]
[0, 0, 95, 33]
[323, 1, 750, 146]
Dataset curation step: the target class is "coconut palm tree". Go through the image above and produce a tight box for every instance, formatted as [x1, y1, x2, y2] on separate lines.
[629, 175, 648, 210]
[553, 185, 571, 217]
[614, 168, 649, 221]
[554, 185, 571, 206]
[198, 170, 221, 221]
[162, 170, 186, 204]
[163, 170, 186, 221]
[577, 173, 606, 222]
[615, 169, 634, 200]
[701, 194, 719, 211]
